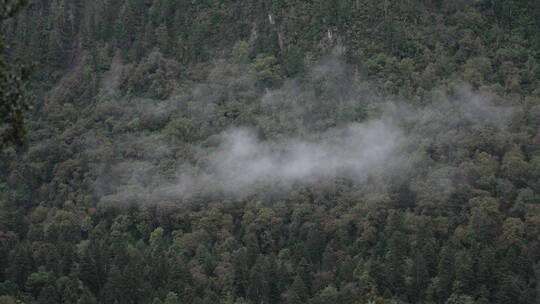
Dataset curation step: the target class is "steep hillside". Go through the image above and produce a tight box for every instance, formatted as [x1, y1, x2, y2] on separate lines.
[1, 1, 540, 304]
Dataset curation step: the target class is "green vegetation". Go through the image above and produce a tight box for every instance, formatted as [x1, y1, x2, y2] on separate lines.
[1, 0, 540, 303]
[0, 0, 31, 148]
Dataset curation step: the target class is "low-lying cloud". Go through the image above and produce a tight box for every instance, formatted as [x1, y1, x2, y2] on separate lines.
[92, 58, 515, 205]
[200, 119, 401, 191]
[95, 118, 403, 203]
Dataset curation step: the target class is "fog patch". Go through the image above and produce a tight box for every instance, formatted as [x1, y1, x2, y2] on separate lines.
[92, 58, 515, 205]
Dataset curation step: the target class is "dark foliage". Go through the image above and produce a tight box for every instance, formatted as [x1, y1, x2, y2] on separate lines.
[1, 1, 540, 303]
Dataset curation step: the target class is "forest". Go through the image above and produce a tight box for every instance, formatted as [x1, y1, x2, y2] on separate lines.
[1, 0, 540, 303]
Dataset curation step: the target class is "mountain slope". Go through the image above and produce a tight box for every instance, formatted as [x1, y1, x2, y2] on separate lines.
[1, 1, 540, 304]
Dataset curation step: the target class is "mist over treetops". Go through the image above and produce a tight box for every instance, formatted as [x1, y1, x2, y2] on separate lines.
[1, 1, 540, 304]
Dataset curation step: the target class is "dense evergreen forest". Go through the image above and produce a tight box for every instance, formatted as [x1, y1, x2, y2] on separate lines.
[1, 0, 540, 303]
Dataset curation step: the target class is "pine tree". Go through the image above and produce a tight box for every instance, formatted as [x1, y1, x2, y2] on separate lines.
[164, 292, 179, 304]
